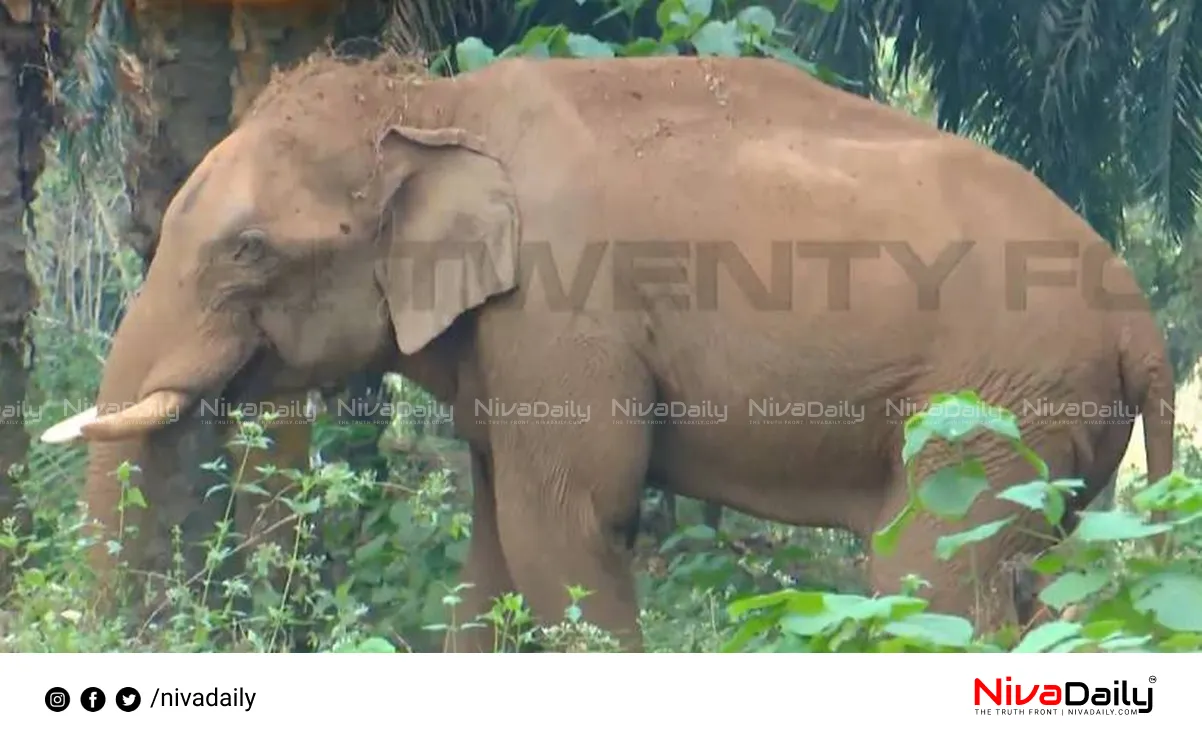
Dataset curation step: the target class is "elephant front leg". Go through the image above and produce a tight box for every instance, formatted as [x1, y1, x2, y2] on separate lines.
[489, 415, 649, 652]
[445, 448, 519, 652]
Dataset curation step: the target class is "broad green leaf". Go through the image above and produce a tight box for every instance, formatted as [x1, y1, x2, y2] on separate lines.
[900, 422, 934, 465]
[656, 0, 691, 33]
[934, 516, 1016, 560]
[735, 5, 776, 36]
[1157, 633, 1202, 651]
[921, 391, 1018, 443]
[997, 475, 1078, 524]
[975, 412, 1022, 443]
[778, 594, 870, 636]
[1132, 573, 1202, 631]
[1070, 510, 1173, 542]
[800, 0, 840, 11]
[455, 37, 496, 72]
[682, 0, 713, 18]
[720, 612, 779, 652]
[916, 459, 990, 519]
[1079, 619, 1125, 640]
[840, 594, 927, 622]
[1038, 570, 1109, 610]
[1030, 551, 1066, 575]
[691, 20, 742, 56]
[727, 588, 818, 620]
[1097, 635, 1152, 651]
[121, 486, 147, 510]
[995, 481, 1050, 512]
[1012, 620, 1081, 653]
[882, 613, 975, 648]
[566, 33, 615, 58]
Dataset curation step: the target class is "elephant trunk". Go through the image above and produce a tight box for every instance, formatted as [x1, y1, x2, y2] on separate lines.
[85, 277, 260, 440]
[82, 286, 256, 586]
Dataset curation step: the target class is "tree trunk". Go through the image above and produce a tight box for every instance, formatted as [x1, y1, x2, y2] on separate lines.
[123, 0, 234, 265]
[0, 50, 34, 563]
[0, 0, 60, 588]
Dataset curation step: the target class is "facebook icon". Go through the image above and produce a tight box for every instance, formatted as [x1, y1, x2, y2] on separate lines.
[80, 687, 106, 712]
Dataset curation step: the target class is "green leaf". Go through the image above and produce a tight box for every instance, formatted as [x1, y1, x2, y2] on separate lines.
[120, 486, 147, 510]
[727, 588, 820, 620]
[1013, 442, 1051, 480]
[799, 0, 840, 11]
[900, 423, 934, 465]
[656, 0, 686, 31]
[1132, 472, 1202, 513]
[778, 594, 872, 636]
[1030, 551, 1066, 575]
[1098, 635, 1152, 651]
[1070, 510, 1173, 542]
[1132, 573, 1202, 632]
[344, 637, 397, 653]
[735, 6, 776, 36]
[1049, 637, 1092, 653]
[923, 392, 1018, 443]
[934, 516, 1016, 560]
[455, 37, 496, 72]
[682, 0, 713, 18]
[565, 33, 615, 59]
[691, 20, 742, 56]
[618, 37, 679, 57]
[996, 481, 1049, 512]
[1157, 633, 1202, 651]
[1079, 619, 1125, 640]
[1038, 570, 1109, 610]
[882, 613, 976, 648]
[871, 498, 916, 557]
[916, 459, 990, 519]
[1012, 620, 1081, 653]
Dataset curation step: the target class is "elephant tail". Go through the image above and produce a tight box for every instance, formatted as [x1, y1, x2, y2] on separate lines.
[1120, 320, 1176, 488]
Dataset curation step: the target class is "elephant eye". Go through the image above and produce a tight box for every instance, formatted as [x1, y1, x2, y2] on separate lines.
[233, 229, 268, 263]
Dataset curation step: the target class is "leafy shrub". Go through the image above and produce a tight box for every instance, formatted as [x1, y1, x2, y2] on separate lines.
[722, 391, 1202, 653]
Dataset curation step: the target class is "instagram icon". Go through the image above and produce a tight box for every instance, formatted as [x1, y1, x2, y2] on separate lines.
[44, 687, 70, 712]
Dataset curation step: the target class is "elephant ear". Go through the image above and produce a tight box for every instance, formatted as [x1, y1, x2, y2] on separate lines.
[375, 125, 520, 355]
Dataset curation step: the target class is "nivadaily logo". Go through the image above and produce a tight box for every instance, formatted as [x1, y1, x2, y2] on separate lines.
[974, 676, 1154, 716]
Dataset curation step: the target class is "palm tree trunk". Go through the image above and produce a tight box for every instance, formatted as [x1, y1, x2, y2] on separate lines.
[0, 50, 34, 556]
[123, 0, 234, 264]
[229, 1, 340, 123]
[0, 0, 60, 588]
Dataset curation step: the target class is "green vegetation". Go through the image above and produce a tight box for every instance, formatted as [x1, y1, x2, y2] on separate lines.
[2, 0, 1201, 653]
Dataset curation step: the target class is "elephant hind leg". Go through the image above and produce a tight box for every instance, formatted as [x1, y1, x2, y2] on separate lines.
[489, 414, 649, 652]
[865, 430, 1079, 632]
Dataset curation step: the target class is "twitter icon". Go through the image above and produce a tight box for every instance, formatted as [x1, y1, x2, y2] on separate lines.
[115, 687, 141, 712]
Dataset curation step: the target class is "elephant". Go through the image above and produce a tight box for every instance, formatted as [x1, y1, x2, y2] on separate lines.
[41, 52, 1174, 651]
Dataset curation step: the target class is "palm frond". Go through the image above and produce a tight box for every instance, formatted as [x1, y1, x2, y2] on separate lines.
[49, 0, 135, 191]
[1130, 0, 1202, 241]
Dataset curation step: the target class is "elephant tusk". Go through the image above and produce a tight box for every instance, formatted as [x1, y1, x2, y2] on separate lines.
[79, 389, 193, 442]
[39, 406, 100, 444]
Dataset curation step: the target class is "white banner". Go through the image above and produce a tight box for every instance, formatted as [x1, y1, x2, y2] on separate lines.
[1, 653, 1191, 741]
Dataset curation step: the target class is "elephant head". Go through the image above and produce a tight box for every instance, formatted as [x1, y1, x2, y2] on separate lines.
[42, 55, 520, 588]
